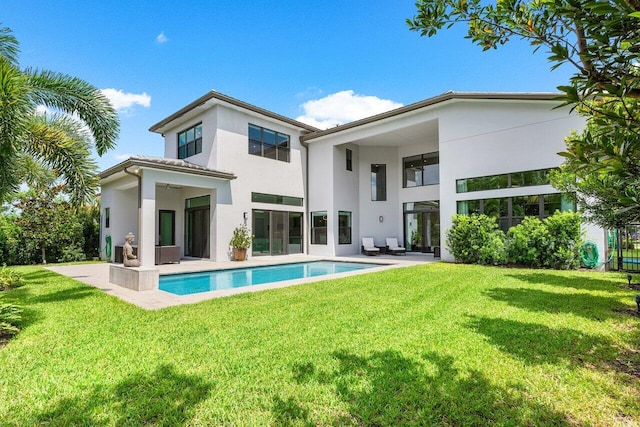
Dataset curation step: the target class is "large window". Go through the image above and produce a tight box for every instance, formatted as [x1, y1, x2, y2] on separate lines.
[338, 211, 352, 244]
[456, 168, 557, 193]
[177, 123, 202, 159]
[311, 211, 327, 244]
[457, 193, 576, 232]
[371, 164, 387, 201]
[403, 152, 439, 187]
[248, 124, 290, 162]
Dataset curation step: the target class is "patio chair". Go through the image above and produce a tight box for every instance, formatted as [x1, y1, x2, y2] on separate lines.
[361, 237, 380, 256]
[386, 238, 406, 255]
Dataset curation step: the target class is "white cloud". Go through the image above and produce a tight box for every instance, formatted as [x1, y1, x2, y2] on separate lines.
[156, 31, 168, 44]
[101, 88, 151, 112]
[296, 90, 403, 129]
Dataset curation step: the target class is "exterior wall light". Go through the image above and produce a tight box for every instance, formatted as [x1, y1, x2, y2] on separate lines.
[243, 212, 248, 220]
[379, 216, 383, 223]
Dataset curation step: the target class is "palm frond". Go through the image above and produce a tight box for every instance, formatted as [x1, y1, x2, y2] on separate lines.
[0, 59, 30, 202]
[0, 24, 19, 66]
[24, 69, 120, 156]
[23, 113, 99, 206]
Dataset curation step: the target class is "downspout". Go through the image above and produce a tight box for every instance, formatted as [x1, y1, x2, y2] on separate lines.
[299, 136, 310, 256]
[124, 166, 142, 261]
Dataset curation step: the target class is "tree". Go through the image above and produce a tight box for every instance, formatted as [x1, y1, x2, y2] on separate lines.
[0, 24, 119, 205]
[14, 187, 84, 264]
[407, 0, 640, 224]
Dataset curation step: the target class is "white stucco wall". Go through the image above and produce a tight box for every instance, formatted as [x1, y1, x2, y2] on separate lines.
[333, 144, 360, 256]
[437, 99, 594, 261]
[308, 142, 335, 257]
[100, 175, 139, 262]
[358, 147, 401, 249]
[158, 103, 307, 261]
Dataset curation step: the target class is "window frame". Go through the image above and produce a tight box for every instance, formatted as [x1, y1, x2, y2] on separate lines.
[311, 211, 328, 245]
[456, 192, 576, 232]
[371, 164, 387, 201]
[456, 167, 558, 194]
[248, 123, 290, 162]
[338, 211, 352, 245]
[403, 152, 439, 188]
[177, 123, 203, 160]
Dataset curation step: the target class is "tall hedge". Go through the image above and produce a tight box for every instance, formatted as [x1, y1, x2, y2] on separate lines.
[448, 212, 583, 270]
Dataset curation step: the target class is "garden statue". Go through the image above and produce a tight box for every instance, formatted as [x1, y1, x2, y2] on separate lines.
[123, 232, 140, 267]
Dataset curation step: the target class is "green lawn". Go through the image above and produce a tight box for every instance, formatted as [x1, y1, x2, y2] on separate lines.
[0, 263, 638, 426]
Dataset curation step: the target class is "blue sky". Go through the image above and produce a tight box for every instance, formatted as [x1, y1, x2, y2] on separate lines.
[4, 1, 574, 170]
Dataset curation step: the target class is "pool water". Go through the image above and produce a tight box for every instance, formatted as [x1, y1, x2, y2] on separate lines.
[159, 261, 380, 295]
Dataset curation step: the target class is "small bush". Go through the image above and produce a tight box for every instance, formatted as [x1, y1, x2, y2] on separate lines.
[506, 211, 582, 270]
[544, 211, 582, 270]
[57, 245, 87, 263]
[506, 217, 550, 268]
[0, 303, 22, 337]
[446, 214, 506, 265]
[0, 265, 23, 291]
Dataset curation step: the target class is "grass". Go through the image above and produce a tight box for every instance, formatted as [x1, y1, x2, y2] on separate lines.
[0, 263, 639, 426]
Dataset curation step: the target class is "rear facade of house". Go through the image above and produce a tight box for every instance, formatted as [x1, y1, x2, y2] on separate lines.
[99, 90, 605, 266]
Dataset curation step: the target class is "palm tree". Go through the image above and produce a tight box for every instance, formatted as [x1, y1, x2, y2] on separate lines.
[0, 24, 119, 205]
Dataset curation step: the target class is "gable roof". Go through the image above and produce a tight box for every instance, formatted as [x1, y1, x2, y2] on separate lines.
[149, 90, 319, 134]
[300, 91, 563, 142]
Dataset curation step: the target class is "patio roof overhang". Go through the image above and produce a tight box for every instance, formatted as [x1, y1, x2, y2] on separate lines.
[99, 155, 237, 185]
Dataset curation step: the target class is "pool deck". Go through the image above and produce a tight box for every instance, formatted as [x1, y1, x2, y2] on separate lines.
[46, 253, 438, 310]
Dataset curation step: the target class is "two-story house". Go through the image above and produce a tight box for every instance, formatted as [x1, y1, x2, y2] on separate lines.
[99, 90, 604, 267]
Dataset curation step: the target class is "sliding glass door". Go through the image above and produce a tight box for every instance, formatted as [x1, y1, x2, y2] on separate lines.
[403, 201, 440, 253]
[252, 210, 303, 256]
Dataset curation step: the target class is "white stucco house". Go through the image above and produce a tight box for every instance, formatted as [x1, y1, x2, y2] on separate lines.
[99, 90, 604, 267]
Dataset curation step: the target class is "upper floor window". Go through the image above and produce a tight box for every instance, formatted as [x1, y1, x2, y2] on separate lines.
[248, 124, 290, 162]
[403, 152, 439, 187]
[177, 123, 202, 159]
[456, 167, 557, 193]
[371, 164, 387, 201]
[346, 148, 353, 171]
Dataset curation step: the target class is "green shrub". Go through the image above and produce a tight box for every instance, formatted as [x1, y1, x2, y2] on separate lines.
[446, 214, 506, 265]
[0, 266, 23, 291]
[506, 211, 582, 270]
[544, 211, 582, 270]
[506, 217, 550, 267]
[57, 245, 87, 263]
[0, 303, 22, 337]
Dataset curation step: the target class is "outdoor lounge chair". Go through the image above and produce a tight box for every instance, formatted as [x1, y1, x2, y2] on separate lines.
[361, 237, 380, 256]
[386, 238, 406, 255]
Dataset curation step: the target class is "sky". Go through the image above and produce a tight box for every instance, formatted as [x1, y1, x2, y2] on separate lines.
[3, 1, 575, 171]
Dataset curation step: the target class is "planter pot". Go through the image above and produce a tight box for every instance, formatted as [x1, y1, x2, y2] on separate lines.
[233, 247, 247, 261]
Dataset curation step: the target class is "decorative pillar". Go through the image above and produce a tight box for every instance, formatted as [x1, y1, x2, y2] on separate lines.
[139, 172, 156, 267]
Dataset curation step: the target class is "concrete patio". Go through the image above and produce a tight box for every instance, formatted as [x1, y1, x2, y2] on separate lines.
[46, 253, 439, 310]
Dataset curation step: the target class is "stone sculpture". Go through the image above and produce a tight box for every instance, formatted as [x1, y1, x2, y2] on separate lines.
[123, 232, 140, 267]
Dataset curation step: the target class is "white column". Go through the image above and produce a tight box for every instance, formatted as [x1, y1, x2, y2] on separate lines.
[209, 189, 217, 261]
[139, 172, 156, 267]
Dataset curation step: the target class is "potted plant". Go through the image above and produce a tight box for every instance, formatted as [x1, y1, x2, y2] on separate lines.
[230, 224, 253, 261]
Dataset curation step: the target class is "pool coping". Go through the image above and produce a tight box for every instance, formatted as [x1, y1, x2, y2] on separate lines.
[46, 253, 438, 310]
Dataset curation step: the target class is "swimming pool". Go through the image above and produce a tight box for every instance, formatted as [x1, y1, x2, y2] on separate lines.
[159, 261, 381, 295]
